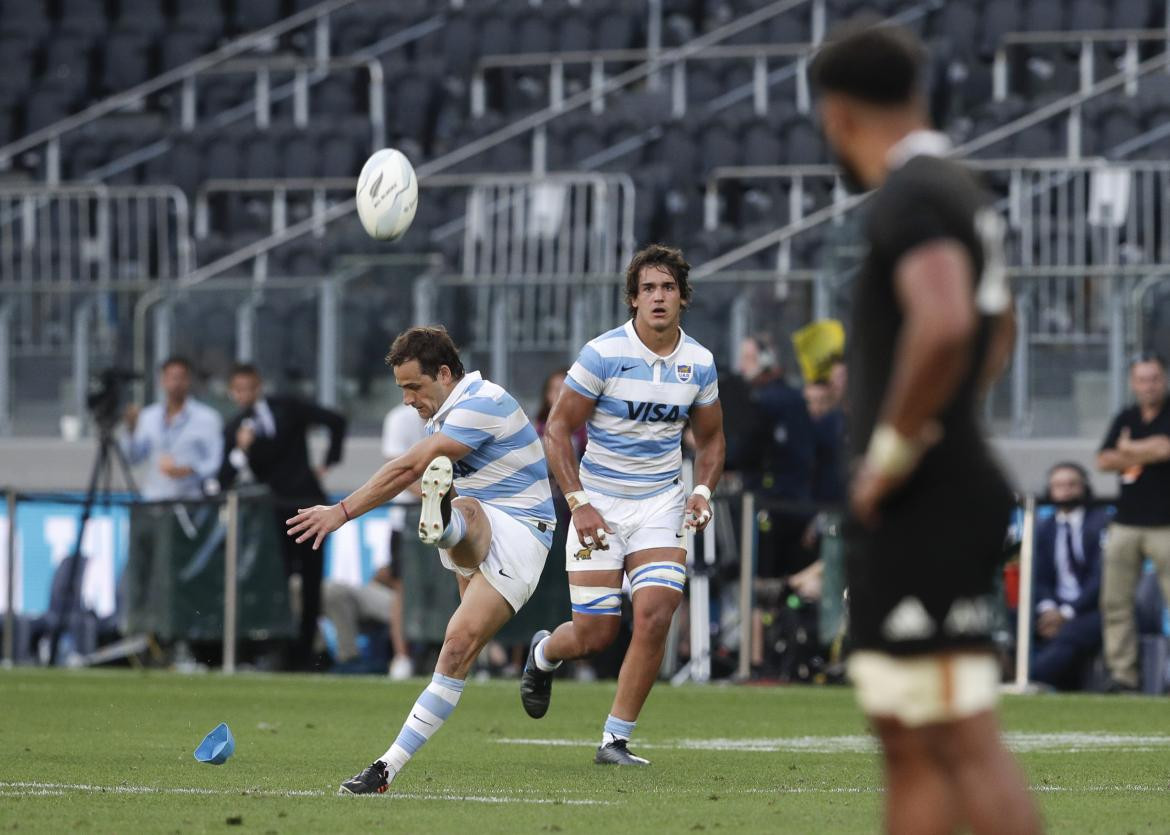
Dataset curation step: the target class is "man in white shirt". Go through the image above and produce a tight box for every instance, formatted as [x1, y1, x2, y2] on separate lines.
[1032, 463, 1108, 689]
[121, 356, 223, 501]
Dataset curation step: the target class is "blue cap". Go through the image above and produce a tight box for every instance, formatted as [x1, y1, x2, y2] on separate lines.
[194, 722, 235, 765]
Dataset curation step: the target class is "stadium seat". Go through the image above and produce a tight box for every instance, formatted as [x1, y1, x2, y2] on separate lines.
[158, 27, 215, 74]
[742, 117, 784, 166]
[101, 30, 154, 95]
[595, 11, 637, 51]
[1110, 0, 1154, 32]
[114, 0, 166, 36]
[23, 87, 73, 133]
[40, 35, 95, 99]
[319, 130, 361, 178]
[558, 10, 594, 53]
[930, 3, 980, 60]
[231, 0, 284, 35]
[783, 116, 824, 165]
[201, 133, 241, 181]
[281, 133, 319, 178]
[0, 0, 50, 39]
[517, 16, 556, 55]
[174, 1, 225, 42]
[58, 0, 109, 40]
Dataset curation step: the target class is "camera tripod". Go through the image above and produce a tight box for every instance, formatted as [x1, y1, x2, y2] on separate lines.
[47, 418, 139, 666]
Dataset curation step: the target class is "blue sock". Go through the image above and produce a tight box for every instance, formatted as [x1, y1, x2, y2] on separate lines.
[602, 714, 636, 746]
[436, 507, 467, 548]
[379, 673, 465, 780]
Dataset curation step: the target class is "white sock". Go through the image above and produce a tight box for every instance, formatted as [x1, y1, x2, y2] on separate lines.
[436, 507, 467, 549]
[534, 636, 562, 673]
[378, 672, 465, 780]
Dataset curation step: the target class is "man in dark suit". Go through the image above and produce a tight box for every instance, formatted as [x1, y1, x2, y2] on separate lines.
[218, 363, 347, 670]
[1032, 462, 1109, 689]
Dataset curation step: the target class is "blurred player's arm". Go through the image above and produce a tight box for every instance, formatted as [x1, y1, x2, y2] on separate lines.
[851, 240, 976, 525]
[879, 239, 977, 441]
[287, 432, 472, 549]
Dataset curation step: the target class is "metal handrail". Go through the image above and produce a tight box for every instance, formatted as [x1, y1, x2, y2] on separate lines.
[0, 0, 359, 180]
[992, 27, 1169, 101]
[1000, 28, 1170, 46]
[694, 49, 1170, 278]
[478, 42, 816, 69]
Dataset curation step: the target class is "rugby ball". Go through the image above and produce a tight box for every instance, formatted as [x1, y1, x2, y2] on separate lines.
[356, 148, 418, 241]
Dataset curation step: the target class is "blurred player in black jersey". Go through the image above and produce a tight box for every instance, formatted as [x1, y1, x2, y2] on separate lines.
[811, 22, 1041, 835]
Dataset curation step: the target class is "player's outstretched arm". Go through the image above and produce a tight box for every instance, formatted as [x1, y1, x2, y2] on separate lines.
[685, 400, 725, 531]
[286, 432, 472, 550]
[544, 386, 614, 549]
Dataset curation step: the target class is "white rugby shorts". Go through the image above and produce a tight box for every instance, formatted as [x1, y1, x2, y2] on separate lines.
[565, 485, 686, 572]
[438, 501, 549, 613]
[847, 650, 1000, 727]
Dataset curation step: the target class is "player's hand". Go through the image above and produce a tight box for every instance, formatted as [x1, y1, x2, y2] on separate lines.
[286, 504, 347, 551]
[236, 424, 256, 451]
[572, 504, 614, 551]
[849, 464, 901, 529]
[684, 493, 713, 532]
[1036, 609, 1066, 640]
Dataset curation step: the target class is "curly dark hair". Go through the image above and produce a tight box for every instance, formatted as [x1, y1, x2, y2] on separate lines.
[624, 243, 692, 315]
[385, 325, 465, 380]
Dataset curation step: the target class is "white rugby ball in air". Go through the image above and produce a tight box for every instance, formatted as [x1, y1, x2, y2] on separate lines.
[356, 148, 418, 241]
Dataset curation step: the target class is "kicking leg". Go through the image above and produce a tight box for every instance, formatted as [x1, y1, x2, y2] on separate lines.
[341, 572, 514, 795]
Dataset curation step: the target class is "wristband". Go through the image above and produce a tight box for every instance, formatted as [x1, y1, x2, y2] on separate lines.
[339, 500, 352, 522]
[565, 490, 591, 512]
[864, 424, 921, 479]
[691, 484, 712, 502]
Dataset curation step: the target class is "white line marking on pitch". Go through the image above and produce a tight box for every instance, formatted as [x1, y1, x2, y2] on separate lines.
[0, 782, 609, 805]
[494, 732, 1170, 754]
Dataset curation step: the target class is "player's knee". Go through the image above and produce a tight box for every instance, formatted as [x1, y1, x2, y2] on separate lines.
[633, 599, 678, 639]
[439, 630, 480, 672]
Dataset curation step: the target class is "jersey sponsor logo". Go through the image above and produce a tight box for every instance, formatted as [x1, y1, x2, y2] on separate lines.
[675, 363, 693, 383]
[625, 401, 682, 422]
[880, 596, 935, 642]
[452, 459, 477, 479]
[572, 547, 593, 561]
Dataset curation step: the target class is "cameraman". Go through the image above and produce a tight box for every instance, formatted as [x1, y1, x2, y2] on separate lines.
[120, 356, 223, 500]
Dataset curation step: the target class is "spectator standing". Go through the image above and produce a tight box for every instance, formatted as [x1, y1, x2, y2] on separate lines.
[380, 401, 428, 680]
[121, 356, 223, 501]
[1032, 463, 1108, 689]
[218, 363, 347, 671]
[1096, 354, 1170, 692]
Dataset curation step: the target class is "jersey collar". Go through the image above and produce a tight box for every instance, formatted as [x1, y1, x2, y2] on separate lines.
[886, 129, 952, 171]
[432, 370, 483, 423]
[624, 319, 686, 366]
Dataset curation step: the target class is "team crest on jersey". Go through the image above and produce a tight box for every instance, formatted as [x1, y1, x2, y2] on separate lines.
[572, 547, 592, 561]
[675, 363, 693, 383]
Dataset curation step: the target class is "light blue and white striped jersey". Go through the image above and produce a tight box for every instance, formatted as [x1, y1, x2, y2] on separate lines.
[427, 371, 555, 548]
[565, 320, 719, 499]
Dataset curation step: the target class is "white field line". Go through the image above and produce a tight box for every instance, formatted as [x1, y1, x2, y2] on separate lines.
[494, 732, 1170, 754]
[0, 781, 610, 805]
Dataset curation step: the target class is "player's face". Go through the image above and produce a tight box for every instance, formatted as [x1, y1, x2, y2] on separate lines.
[631, 266, 683, 332]
[817, 96, 871, 192]
[394, 360, 453, 420]
[1131, 360, 1167, 408]
[228, 372, 261, 409]
[159, 363, 190, 402]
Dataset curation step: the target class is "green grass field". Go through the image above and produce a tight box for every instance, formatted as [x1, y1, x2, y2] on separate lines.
[1, 668, 1168, 833]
